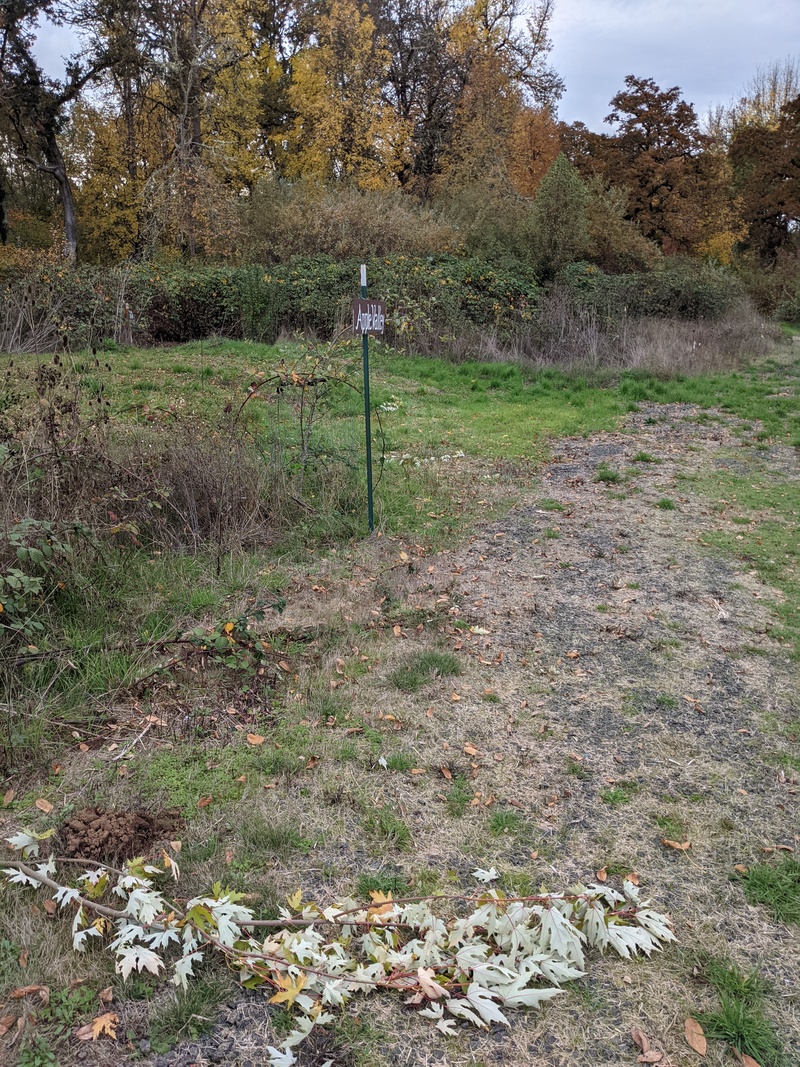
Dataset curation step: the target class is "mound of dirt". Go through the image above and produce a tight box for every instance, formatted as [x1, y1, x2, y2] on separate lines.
[61, 807, 182, 861]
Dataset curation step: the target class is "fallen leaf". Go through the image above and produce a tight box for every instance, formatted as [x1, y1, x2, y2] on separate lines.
[35, 798, 53, 814]
[775, 844, 794, 852]
[10, 985, 48, 1001]
[76, 1011, 118, 1041]
[637, 1053, 663, 1064]
[246, 733, 265, 746]
[18, 948, 28, 969]
[79, 743, 89, 753]
[464, 743, 478, 756]
[684, 1017, 707, 1056]
[170, 840, 182, 853]
[410, 768, 426, 775]
[278, 660, 291, 672]
[98, 987, 113, 1005]
[734, 863, 749, 874]
[236, 774, 247, 783]
[269, 973, 307, 1009]
[305, 756, 319, 769]
[42, 900, 56, 916]
[740, 1056, 762, 1067]
[197, 796, 213, 808]
[626, 871, 640, 886]
[451, 692, 461, 701]
[3, 789, 15, 806]
[0, 1016, 16, 1038]
[662, 839, 691, 851]
[50, 762, 61, 775]
[393, 625, 402, 637]
[596, 867, 607, 883]
[440, 766, 452, 781]
[417, 966, 450, 1000]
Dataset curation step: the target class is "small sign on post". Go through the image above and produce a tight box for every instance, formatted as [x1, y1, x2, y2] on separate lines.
[352, 298, 386, 336]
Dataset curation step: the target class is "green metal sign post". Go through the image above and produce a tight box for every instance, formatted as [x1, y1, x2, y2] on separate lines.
[353, 266, 386, 533]
[361, 265, 374, 531]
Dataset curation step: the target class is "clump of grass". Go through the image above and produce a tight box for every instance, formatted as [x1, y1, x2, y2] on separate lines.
[489, 809, 523, 834]
[696, 957, 786, 1067]
[736, 856, 800, 925]
[537, 497, 564, 511]
[150, 973, 235, 1054]
[656, 497, 676, 510]
[632, 451, 661, 463]
[238, 815, 310, 860]
[357, 870, 410, 898]
[384, 751, 415, 772]
[594, 462, 622, 484]
[388, 649, 461, 693]
[445, 774, 471, 817]
[654, 813, 686, 840]
[365, 805, 411, 849]
[599, 780, 639, 807]
[543, 526, 561, 539]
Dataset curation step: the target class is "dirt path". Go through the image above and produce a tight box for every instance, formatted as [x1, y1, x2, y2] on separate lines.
[146, 402, 799, 1067]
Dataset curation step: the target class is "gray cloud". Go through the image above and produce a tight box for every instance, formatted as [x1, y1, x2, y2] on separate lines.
[550, 0, 800, 128]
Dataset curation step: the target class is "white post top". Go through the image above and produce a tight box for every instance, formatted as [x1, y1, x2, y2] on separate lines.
[360, 264, 367, 288]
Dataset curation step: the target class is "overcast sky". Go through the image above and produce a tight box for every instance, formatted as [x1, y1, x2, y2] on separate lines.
[33, 1, 800, 131]
[550, 0, 800, 129]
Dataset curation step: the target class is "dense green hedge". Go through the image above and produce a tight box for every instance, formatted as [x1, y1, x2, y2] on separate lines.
[2, 254, 750, 356]
[559, 261, 745, 321]
[0, 256, 540, 351]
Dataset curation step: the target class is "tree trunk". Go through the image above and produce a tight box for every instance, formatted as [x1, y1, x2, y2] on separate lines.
[40, 126, 78, 265]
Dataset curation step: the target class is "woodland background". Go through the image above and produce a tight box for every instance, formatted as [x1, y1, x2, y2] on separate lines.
[2, 0, 800, 347]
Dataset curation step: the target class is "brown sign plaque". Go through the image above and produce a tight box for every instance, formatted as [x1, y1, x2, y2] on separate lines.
[352, 298, 386, 335]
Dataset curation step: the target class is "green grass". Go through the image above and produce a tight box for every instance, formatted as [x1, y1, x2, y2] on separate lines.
[599, 781, 639, 807]
[632, 451, 660, 463]
[445, 774, 472, 817]
[594, 462, 622, 484]
[654, 813, 686, 840]
[695, 471, 800, 656]
[388, 649, 461, 692]
[656, 497, 676, 510]
[537, 497, 565, 511]
[149, 973, 236, 1054]
[696, 957, 786, 1067]
[364, 805, 411, 850]
[736, 856, 800, 925]
[238, 814, 311, 860]
[357, 870, 411, 898]
[489, 809, 524, 834]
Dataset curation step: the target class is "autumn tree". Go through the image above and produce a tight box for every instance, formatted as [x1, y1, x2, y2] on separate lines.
[528, 152, 588, 280]
[286, 0, 407, 188]
[0, 0, 125, 263]
[730, 94, 800, 264]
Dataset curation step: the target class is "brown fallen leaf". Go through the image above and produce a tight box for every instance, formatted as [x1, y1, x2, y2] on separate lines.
[42, 900, 57, 916]
[18, 948, 28, 969]
[3, 788, 14, 806]
[734, 863, 749, 874]
[440, 766, 452, 781]
[170, 840, 182, 853]
[35, 798, 53, 814]
[662, 838, 691, 851]
[463, 743, 478, 756]
[631, 1025, 650, 1053]
[393, 625, 402, 637]
[197, 796, 213, 808]
[10, 985, 49, 1004]
[0, 1015, 17, 1038]
[637, 1053, 663, 1064]
[410, 768, 426, 775]
[98, 986, 113, 1005]
[75, 1011, 118, 1041]
[305, 756, 319, 770]
[596, 867, 608, 883]
[736, 1054, 762, 1067]
[626, 871, 640, 886]
[278, 660, 292, 671]
[684, 1017, 707, 1056]
[246, 733, 265, 746]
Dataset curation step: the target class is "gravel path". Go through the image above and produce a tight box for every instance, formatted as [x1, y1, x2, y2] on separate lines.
[140, 401, 799, 1067]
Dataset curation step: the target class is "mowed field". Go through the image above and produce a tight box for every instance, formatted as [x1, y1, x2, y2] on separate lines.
[0, 337, 798, 1067]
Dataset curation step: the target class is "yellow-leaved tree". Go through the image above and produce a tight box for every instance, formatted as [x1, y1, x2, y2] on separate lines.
[286, 0, 410, 188]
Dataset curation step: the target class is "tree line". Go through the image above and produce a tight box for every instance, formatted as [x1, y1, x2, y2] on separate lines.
[1, 1, 799, 308]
